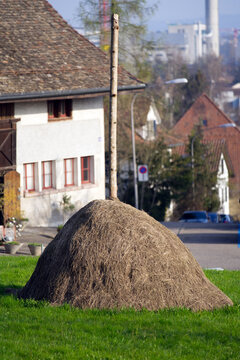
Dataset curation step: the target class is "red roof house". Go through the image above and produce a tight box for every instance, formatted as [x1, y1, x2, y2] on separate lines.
[172, 93, 240, 198]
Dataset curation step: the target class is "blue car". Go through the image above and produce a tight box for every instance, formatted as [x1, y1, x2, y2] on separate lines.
[208, 212, 220, 223]
[179, 211, 209, 223]
[218, 214, 233, 223]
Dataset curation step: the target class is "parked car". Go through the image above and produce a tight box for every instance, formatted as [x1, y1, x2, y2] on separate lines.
[207, 212, 220, 223]
[218, 214, 233, 223]
[179, 211, 209, 223]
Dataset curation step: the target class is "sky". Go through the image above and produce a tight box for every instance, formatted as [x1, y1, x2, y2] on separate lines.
[48, 0, 240, 32]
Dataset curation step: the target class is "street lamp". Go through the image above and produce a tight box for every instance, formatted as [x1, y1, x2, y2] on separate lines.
[131, 78, 188, 209]
[131, 93, 140, 209]
[165, 78, 188, 85]
[191, 123, 236, 201]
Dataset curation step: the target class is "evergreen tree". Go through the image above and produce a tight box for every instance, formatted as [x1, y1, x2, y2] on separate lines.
[118, 124, 220, 221]
[169, 127, 220, 220]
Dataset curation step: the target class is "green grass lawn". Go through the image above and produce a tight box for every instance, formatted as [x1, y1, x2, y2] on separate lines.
[0, 256, 240, 360]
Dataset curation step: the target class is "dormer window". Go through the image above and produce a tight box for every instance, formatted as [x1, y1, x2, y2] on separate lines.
[48, 99, 72, 120]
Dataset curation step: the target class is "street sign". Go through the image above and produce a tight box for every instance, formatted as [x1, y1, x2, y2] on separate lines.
[138, 165, 148, 182]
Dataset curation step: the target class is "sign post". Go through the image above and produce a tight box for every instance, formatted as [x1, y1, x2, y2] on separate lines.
[138, 165, 148, 182]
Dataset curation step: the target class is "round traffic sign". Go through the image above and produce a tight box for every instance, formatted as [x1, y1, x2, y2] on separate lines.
[139, 165, 147, 174]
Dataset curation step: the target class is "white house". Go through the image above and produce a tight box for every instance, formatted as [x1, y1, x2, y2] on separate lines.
[0, 0, 145, 226]
[217, 153, 230, 214]
[15, 97, 105, 226]
[137, 100, 162, 141]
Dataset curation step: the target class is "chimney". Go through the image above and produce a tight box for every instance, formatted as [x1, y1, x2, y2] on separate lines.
[205, 0, 219, 56]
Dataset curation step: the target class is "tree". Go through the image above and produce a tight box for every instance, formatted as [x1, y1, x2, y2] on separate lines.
[168, 127, 220, 220]
[60, 194, 75, 224]
[232, 62, 240, 83]
[118, 121, 220, 221]
[134, 137, 172, 220]
[77, 0, 157, 74]
[153, 64, 209, 128]
[152, 55, 226, 128]
[178, 69, 209, 115]
[197, 55, 225, 99]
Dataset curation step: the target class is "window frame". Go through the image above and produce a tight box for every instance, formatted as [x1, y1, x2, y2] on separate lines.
[42, 161, 53, 190]
[81, 156, 94, 184]
[48, 100, 72, 121]
[48, 101, 54, 119]
[64, 158, 75, 187]
[24, 163, 36, 192]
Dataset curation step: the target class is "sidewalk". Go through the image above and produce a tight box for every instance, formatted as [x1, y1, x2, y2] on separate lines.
[0, 227, 57, 256]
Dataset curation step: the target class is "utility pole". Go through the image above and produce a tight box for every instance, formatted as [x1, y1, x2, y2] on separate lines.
[109, 13, 119, 199]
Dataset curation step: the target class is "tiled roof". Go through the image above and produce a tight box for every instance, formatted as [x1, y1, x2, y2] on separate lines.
[204, 140, 234, 175]
[172, 93, 235, 136]
[0, 0, 144, 101]
[158, 130, 184, 148]
[171, 139, 234, 175]
[171, 93, 240, 189]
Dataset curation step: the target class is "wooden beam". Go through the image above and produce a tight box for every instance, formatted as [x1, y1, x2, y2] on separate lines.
[0, 129, 15, 133]
[0, 165, 16, 171]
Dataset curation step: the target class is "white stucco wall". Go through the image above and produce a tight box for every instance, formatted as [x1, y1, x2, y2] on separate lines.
[15, 97, 105, 226]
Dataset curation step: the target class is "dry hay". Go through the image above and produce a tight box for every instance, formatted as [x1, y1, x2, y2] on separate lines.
[19, 199, 233, 311]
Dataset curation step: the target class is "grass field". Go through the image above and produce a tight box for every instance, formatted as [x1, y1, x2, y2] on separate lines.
[0, 256, 240, 360]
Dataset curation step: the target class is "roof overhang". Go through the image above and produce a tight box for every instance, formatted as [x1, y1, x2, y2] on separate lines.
[0, 84, 146, 103]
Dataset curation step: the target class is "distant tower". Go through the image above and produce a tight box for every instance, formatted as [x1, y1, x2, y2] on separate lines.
[205, 0, 219, 56]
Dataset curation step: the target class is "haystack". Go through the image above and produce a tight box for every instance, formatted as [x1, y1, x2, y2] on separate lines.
[19, 199, 233, 311]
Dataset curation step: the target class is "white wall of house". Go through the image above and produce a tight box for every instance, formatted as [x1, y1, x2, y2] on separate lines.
[15, 97, 105, 226]
[216, 154, 229, 214]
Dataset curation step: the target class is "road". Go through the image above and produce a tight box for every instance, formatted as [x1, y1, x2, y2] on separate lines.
[1, 223, 240, 270]
[162, 222, 240, 270]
